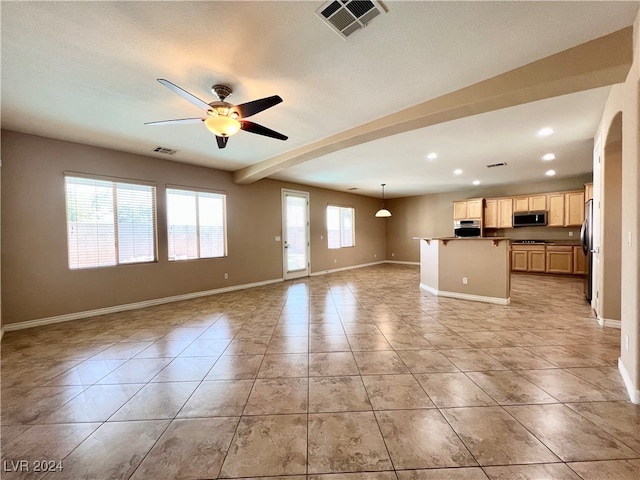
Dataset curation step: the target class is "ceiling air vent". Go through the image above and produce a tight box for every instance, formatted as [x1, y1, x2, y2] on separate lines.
[153, 146, 177, 155]
[486, 162, 508, 168]
[316, 0, 386, 39]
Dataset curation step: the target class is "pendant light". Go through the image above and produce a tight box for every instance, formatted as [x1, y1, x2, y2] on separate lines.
[375, 183, 392, 217]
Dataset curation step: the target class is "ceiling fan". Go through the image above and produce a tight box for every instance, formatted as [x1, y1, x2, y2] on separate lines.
[145, 79, 288, 149]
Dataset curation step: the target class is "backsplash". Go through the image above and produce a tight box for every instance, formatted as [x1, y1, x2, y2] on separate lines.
[486, 226, 581, 241]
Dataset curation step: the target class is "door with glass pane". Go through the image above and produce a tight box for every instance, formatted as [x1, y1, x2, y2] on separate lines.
[282, 189, 310, 279]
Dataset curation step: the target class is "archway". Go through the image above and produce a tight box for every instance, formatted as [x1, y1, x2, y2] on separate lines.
[599, 112, 623, 326]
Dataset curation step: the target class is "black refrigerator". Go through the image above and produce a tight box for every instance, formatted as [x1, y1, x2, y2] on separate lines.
[580, 199, 594, 302]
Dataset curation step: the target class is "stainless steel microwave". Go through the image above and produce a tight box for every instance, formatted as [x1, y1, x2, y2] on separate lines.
[513, 211, 547, 227]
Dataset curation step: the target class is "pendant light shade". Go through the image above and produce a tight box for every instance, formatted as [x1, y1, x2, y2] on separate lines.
[375, 183, 392, 217]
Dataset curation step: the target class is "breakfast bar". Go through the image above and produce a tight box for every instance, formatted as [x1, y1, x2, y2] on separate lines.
[418, 237, 511, 305]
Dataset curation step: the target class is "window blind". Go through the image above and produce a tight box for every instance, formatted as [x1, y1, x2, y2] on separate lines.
[65, 176, 156, 269]
[327, 205, 355, 249]
[167, 188, 227, 260]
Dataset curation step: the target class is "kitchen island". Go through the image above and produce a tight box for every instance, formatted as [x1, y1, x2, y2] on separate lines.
[418, 237, 511, 305]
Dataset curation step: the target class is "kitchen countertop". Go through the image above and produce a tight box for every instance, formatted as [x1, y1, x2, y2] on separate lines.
[511, 240, 582, 246]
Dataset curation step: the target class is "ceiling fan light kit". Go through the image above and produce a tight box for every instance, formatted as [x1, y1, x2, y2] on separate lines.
[375, 183, 392, 217]
[204, 110, 241, 137]
[146, 79, 287, 149]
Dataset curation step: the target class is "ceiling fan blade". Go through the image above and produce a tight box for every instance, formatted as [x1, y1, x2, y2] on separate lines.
[235, 95, 283, 118]
[216, 136, 229, 149]
[241, 121, 288, 140]
[144, 118, 204, 126]
[157, 79, 211, 111]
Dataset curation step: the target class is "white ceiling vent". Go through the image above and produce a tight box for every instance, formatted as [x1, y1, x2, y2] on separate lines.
[153, 146, 177, 155]
[316, 0, 386, 39]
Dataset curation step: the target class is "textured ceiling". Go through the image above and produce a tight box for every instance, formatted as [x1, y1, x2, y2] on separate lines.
[2, 1, 638, 197]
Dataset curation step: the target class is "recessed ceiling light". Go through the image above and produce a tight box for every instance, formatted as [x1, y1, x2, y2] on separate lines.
[472, 180, 481, 186]
[426, 152, 438, 160]
[453, 169, 463, 175]
[542, 153, 556, 161]
[545, 169, 556, 176]
[537, 127, 554, 137]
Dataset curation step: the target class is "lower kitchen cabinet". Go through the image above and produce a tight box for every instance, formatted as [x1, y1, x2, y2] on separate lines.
[573, 246, 587, 274]
[512, 244, 585, 275]
[511, 245, 545, 272]
[546, 246, 574, 274]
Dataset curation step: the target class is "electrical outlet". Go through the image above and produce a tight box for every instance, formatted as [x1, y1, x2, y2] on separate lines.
[463, 277, 468, 285]
[334, 259, 337, 263]
[224, 273, 229, 280]
[374, 254, 377, 258]
[568, 231, 574, 237]
[275, 236, 281, 241]
[391, 253, 395, 257]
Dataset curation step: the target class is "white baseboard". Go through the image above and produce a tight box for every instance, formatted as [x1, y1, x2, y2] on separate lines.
[3, 278, 285, 332]
[618, 358, 640, 404]
[385, 260, 420, 266]
[420, 283, 510, 305]
[597, 316, 622, 329]
[310, 261, 385, 276]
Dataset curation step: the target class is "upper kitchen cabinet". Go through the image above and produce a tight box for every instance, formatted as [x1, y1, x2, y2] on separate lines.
[564, 191, 585, 226]
[497, 198, 513, 228]
[453, 198, 483, 220]
[483, 197, 512, 228]
[547, 193, 565, 227]
[513, 195, 546, 212]
[484, 199, 498, 228]
[585, 182, 593, 201]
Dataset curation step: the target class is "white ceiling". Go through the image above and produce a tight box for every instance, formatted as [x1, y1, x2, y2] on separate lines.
[2, 1, 638, 198]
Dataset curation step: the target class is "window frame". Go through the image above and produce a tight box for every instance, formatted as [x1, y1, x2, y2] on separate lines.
[64, 173, 158, 270]
[166, 185, 228, 262]
[326, 204, 356, 249]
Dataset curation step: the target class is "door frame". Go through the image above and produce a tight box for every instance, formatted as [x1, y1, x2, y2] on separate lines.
[282, 189, 310, 280]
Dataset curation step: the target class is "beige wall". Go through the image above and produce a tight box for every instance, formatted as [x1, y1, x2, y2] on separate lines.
[595, 11, 640, 401]
[420, 239, 510, 301]
[1, 130, 385, 325]
[601, 142, 622, 321]
[386, 175, 592, 263]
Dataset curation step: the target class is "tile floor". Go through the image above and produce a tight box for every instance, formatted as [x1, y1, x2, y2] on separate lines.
[1, 264, 639, 480]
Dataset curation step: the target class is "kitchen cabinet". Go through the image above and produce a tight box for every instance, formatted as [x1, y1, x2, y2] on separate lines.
[585, 183, 593, 201]
[511, 250, 528, 271]
[453, 198, 483, 220]
[529, 250, 546, 272]
[573, 246, 587, 274]
[547, 193, 565, 227]
[564, 191, 585, 226]
[497, 198, 513, 228]
[546, 246, 574, 274]
[513, 195, 546, 212]
[511, 244, 545, 272]
[513, 196, 529, 212]
[484, 199, 498, 228]
[529, 195, 547, 211]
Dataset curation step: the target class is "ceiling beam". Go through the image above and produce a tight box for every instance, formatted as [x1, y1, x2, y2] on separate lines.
[234, 27, 633, 185]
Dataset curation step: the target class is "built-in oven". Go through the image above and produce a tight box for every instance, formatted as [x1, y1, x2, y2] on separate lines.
[454, 219, 481, 237]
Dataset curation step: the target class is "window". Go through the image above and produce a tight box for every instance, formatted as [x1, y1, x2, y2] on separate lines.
[167, 188, 227, 260]
[65, 175, 157, 269]
[327, 205, 355, 249]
